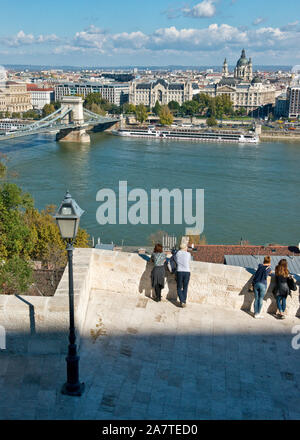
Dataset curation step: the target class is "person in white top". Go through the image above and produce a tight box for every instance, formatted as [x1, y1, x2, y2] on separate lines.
[174, 243, 191, 307]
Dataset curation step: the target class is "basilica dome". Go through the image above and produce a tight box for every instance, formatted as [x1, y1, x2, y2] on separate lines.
[237, 49, 248, 66]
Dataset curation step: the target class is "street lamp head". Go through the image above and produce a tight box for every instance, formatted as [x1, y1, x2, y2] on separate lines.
[54, 191, 84, 240]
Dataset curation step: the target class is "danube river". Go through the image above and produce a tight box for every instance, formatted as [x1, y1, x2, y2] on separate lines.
[1, 132, 300, 246]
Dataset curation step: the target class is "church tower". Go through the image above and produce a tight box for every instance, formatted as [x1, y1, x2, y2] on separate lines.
[234, 49, 253, 82]
[222, 58, 229, 77]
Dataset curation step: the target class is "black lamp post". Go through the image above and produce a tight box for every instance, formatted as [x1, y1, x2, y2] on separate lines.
[54, 191, 85, 397]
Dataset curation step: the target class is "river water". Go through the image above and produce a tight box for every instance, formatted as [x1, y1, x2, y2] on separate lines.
[1, 132, 300, 246]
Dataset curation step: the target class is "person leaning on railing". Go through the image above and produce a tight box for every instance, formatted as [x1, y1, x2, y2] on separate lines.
[252, 256, 272, 319]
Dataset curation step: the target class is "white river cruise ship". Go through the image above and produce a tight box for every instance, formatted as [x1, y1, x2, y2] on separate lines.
[111, 126, 259, 143]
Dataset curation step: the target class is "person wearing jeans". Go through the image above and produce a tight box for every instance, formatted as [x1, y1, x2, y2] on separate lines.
[252, 256, 272, 318]
[175, 243, 191, 308]
[254, 282, 267, 316]
[274, 259, 294, 319]
[276, 295, 286, 316]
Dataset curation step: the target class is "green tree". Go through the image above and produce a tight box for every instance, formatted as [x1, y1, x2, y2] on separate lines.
[12, 112, 21, 119]
[206, 116, 218, 127]
[0, 182, 90, 293]
[159, 105, 174, 126]
[84, 92, 106, 108]
[135, 104, 148, 124]
[122, 103, 136, 114]
[0, 256, 33, 295]
[90, 103, 106, 116]
[181, 100, 199, 116]
[42, 103, 55, 118]
[0, 154, 7, 179]
[23, 109, 40, 120]
[168, 101, 180, 113]
[152, 100, 162, 116]
[53, 101, 61, 110]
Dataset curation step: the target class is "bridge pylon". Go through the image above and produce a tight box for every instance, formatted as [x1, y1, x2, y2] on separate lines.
[60, 96, 85, 124]
[57, 96, 90, 143]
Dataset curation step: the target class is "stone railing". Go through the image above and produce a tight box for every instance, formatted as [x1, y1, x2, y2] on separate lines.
[91, 249, 300, 316]
[0, 248, 93, 354]
[1, 248, 299, 354]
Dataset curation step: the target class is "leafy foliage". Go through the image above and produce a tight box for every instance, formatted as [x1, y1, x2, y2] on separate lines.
[206, 116, 218, 127]
[152, 100, 162, 116]
[122, 103, 136, 114]
[0, 182, 90, 294]
[168, 101, 181, 112]
[0, 256, 34, 295]
[22, 109, 40, 120]
[135, 104, 148, 124]
[42, 104, 55, 118]
[159, 105, 174, 126]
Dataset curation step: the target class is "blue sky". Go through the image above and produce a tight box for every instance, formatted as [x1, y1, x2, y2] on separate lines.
[0, 0, 299, 66]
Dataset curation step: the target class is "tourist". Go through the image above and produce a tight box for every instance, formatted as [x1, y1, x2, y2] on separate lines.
[175, 243, 191, 308]
[274, 259, 295, 319]
[151, 243, 166, 302]
[252, 256, 272, 318]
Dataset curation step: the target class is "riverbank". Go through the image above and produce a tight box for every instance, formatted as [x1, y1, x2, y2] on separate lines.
[260, 132, 300, 140]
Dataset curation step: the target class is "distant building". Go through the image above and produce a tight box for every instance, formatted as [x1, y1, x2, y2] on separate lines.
[203, 80, 276, 113]
[287, 86, 300, 118]
[54, 83, 129, 106]
[199, 50, 275, 113]
[234, 49, 253, 82]
[275, 93, 289, 118]
[0, 81, 32, 114]
[222, 58, 229, 78]
[129, 79, 194, 107]
[27, 84, 54, 110]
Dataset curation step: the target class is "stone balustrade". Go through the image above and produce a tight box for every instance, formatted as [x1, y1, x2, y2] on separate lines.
[1, 248, 299, 354]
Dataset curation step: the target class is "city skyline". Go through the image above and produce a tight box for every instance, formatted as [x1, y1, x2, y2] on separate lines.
[0, 0, 300, 66]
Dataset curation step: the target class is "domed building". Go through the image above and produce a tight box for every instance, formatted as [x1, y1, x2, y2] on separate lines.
[234, 49, 253, 81]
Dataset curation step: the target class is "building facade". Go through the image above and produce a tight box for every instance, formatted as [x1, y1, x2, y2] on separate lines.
[55, 83, 129, 106]
[202, 80, 276, 112]
[129, 79, 194, 107]
[275, 93, 289, 118]
[234, 49, 253, 82]
[287, 87, 300, 118]
[27, 85, 54, 110]
[0, 81, 32, 114]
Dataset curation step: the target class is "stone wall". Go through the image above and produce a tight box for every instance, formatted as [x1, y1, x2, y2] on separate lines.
[90, 249, 300, 316]
[0, 248, 93, 354]
[1, 248, 299, 354]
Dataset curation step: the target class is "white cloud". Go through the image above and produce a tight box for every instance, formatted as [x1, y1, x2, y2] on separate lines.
[1, 22, 300, 63]
[1, 30, 59, 47]
[112, 31, 149, 49]
[183, 1, 217, 18]
[148, 24, 247, 51]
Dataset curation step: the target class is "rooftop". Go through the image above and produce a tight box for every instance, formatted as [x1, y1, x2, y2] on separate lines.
[191, 245, 300, 264]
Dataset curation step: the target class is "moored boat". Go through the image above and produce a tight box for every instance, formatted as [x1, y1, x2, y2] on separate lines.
[111, 127, 259, 143]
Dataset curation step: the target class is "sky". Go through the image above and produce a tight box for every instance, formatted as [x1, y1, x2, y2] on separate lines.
[0, 0, 299, 67]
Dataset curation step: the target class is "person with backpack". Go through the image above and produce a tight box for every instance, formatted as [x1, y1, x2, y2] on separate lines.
[151, 243, 166, 302]
[167, 247, 178, 276]
[252, 256, 272, 318]
[273, 259, 297, 319]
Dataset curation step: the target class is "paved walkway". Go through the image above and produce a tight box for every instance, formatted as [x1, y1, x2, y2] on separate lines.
[1, 289, 300, 420]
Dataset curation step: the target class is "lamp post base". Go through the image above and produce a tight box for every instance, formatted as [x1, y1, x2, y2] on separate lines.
[61, 382, 85, 397]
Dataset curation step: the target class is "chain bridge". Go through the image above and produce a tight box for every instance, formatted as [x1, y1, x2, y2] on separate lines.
[0, 96, 120, 143]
